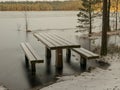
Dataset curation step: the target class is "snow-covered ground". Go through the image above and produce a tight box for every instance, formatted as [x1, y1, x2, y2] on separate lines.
[41, 53, 120, 90]
[0, 86, 7, 90]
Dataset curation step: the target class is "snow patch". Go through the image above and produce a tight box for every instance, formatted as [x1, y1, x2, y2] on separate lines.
[0, 86, 7, 90]
[41, 53, 120, 90]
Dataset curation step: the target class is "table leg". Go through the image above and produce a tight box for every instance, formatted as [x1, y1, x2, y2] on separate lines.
[31, 61, 36, 73]
[80, 57, 87, 70]
[25, 55, 29, 68]
[56, 48, 63, 69]
[46, 47, 51, 59]
[66, 49, 71, 63]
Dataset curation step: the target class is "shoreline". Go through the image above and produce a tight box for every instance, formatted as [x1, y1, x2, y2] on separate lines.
[40, 53, 120, 90]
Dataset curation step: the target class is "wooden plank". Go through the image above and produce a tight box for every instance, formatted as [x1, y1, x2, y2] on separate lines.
[43, 32, 74, 46]
[42, 32, 79, 47]
[46, 32, 79, 45]
[25, 42, 43, 62]
[80, 49, 98, 58]
[50, 32, 77, 45]
[72, 48, 99, 59]
[79, 48, 94, 56]
[39, 32, 80, 48]
[20, 43, 36, 61]
[41, 32, 66, 46]
[38, 33, 61, 46]
[51, 32, 81, 48]
[80, 48, 99, 57]
[33, 33, 55, 49]
[72, 48, 92, 58]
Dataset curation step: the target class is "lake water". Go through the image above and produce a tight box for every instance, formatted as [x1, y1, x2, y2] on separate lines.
[0, 11, 81, 90]
[0, 11, 120, 90]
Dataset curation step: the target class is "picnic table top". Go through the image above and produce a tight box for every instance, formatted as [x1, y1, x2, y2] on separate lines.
[33, 32, 80, 50]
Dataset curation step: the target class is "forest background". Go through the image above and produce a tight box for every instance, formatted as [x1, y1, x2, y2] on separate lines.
[0, 0, 120, 11]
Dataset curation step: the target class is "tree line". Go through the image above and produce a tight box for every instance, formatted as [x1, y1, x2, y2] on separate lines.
[0, 1, 83, 11]
[0, 0, 119, 11]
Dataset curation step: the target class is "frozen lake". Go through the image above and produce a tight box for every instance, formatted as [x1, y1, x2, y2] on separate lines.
[0, 11, 120, 90]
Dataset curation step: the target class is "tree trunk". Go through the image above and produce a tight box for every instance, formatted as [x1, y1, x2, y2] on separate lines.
[107, 0, 111, 31]
[115, 0, 118, 30]
[89, 0, 92, 36]
[25, 0, 29, 32]
[101, 0, 108, 56]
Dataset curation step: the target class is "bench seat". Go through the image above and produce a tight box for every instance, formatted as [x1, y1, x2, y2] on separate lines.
[71, 48, 99, 70]
[72, 48, 99, 59]
[20, 42, 44, 73]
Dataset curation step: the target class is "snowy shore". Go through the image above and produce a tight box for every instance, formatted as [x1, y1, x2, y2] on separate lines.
[0, 85, 7, 90]
[41, 53, 120, 90]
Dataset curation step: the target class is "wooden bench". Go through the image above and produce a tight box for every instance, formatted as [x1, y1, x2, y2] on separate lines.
[20, 42, 44, 73]
[72, 48, 99, 70]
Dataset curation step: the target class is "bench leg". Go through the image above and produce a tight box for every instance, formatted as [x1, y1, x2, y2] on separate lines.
[25, 55, 29, 68]
[31, 62, 36, 73]
[80, 57, 87, 70]
[46, 47, 51, 59]
[66, 49, 71, 63]
[56, 48, 63, 69]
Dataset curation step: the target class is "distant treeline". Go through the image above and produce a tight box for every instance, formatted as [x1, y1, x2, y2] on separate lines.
[0, 0, 119, 11]
[0, 1, 83, 11]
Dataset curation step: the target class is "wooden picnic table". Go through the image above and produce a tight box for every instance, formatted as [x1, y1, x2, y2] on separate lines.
[33, 32, 80, 69]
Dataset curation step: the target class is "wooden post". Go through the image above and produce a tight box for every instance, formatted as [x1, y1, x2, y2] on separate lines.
[46, 58, 51, 66]
[46, 47, 51, 59]
[56, 48, 63, 69]
[80, 57, 87, 70]
[66, 49, 71, 63]
[31, 61, 36, 73]
[55, 68, 63, 76]
[46, 60, 51, 74]
[25, 55, 29, 68]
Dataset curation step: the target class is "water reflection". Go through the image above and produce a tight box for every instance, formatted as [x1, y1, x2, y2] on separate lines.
[65, 60, 81, 73]
[46, 58, 52, 74]
[25, 71, 42, 88]
[25, 32, 30, 42]
[55, 68, 63, 76]
[22, 61, 43, 88]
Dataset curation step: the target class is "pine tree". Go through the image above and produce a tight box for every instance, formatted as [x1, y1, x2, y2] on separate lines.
[77, 0, 94, 36]
[77, 0, 102, 36]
